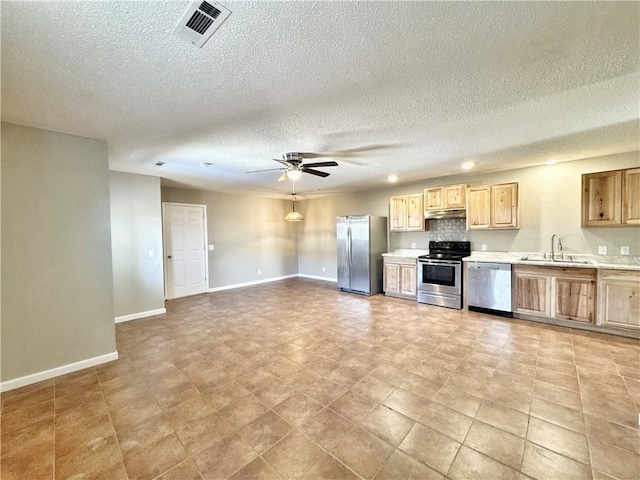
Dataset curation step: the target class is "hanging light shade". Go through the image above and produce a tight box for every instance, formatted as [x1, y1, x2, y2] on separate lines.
[284, 194, 304, 222]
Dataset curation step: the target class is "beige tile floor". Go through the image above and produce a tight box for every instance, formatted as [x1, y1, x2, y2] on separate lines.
[2, 278, 639, 480]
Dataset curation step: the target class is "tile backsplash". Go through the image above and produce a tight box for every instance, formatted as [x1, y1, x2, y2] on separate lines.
[429, 218, 469, 241]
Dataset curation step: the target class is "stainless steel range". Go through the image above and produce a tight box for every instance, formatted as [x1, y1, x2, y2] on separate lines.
[417, 241, 471, 309]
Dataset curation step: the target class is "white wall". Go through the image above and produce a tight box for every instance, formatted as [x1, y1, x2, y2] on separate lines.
[297, 152, 640, 279]
[161, 188, 299, 288]
[110, 172, 165, 320]
[1, 123, 117, 384]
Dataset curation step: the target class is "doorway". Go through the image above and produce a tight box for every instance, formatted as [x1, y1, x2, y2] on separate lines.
[162, 203, 208, 299]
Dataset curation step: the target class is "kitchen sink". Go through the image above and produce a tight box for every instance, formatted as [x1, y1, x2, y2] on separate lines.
[519, 256, 593, 265]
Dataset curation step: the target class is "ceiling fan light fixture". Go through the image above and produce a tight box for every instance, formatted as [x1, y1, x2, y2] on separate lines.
[286, 168, 303, 181]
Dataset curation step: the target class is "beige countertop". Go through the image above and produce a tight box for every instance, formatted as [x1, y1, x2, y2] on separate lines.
[382, 249, 429, 258]
[463, 251, 640, 271]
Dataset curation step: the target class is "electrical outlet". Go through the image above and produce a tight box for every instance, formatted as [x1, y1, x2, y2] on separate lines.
[598, 246, 607, 255]
[481, 244, 487, 251]
[258, 269, 262, 275]
[411, 242, 416, 249]
[621, 246, 630, 255]
[208, 244, 214, 251]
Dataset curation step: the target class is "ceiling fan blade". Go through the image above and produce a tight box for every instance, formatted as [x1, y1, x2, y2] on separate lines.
[298, 145, 392, 159]
[246, 167, 286, 173]
[303, 161, 338, 168]
[273, 159, 290, 167]
[303, 168, 330, 178]
[277, 172, 288, 182]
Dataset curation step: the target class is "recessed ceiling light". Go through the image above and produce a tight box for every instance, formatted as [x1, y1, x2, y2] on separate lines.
[388, 174, 398, 183]
[200, 162, 213, 167]
[461, 161, 475, 170]
[154, 161, 165, 167]
[545, 159, 558, 165]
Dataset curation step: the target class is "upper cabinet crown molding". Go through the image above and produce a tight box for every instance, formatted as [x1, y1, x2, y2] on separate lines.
[582, 167, 639, 227]
[424, 183, 467, 211]
[390, 194, 426, 232]
[466, 182, 519, 230]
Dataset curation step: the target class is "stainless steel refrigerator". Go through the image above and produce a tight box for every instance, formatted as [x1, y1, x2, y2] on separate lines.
[336, 215, 388, 295]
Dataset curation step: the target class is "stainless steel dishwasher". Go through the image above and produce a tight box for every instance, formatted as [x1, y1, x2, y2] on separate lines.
[467, 262, 513, 316]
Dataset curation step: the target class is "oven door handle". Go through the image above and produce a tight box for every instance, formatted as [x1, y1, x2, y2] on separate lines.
[419, 259, 459, 265]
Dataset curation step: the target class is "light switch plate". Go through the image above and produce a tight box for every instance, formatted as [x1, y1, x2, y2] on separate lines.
[148, 250, 154, 258]
[621, 246, 630, 255]
[411, 242, 416, 249]
[208, 244, 214, 251]
[598, 246, 607, 255]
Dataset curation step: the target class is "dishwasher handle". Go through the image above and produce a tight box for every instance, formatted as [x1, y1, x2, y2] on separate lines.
[468, 262, 511, 271]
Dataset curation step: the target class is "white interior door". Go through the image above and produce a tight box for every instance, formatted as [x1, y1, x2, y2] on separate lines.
[163, 203, 207, 299]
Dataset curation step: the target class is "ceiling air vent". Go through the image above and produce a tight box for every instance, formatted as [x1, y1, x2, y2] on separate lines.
[173, 1, 231, 48]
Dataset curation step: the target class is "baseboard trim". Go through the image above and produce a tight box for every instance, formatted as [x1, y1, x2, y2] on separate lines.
[297, 273, 337, 282]
[0, 351, 119, 393]
[207, 273, 339, 292]
[115, 308, 167, 323]
[208, 274, 298, 292]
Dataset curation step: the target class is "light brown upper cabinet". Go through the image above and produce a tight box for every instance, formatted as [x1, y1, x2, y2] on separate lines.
[466, 182, 519, 230]
[582, 167, 639, 227]
[623, 168, 640, 225]
[424, 184, 467, 210]
[390, 194, 425, 232]
[390, 196, 407, 231]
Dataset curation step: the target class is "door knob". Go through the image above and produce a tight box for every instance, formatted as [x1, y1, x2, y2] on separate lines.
[168, 255, 172, 259]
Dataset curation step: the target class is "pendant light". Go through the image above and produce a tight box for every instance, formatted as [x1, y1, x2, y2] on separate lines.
[284, 182, 304, 222]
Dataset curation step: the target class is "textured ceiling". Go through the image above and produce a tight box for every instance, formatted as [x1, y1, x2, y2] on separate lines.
[2, 1, 639, 198]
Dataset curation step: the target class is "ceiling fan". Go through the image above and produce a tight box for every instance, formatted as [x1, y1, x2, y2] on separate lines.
[247, 152, 339, 182]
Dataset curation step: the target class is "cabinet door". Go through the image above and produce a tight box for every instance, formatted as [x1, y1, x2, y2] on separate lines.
[582, 170, 622, 226]
[491, 183, 518, 229]
[598, 271, 640, 329]
[554, 277, 595, 323]
[622, 168, 640, 225]
[384, 263, 400, 293]
[514, 273, 550, 316]
[400, 264, 417, 296]
[443, 184, 466, 209]
[466, 187, 491, 229]
[424, 188, 443, 210]
[406, 194, 425, 231]
[390, 196, 407, 231]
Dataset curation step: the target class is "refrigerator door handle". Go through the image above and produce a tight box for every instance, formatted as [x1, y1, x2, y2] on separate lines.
[347, 226, 352, 266]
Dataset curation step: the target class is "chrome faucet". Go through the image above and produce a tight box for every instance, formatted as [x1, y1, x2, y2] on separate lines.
[551, 233, 563, 261]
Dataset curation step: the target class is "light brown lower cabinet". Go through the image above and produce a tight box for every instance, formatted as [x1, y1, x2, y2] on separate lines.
[513, 272, 550, 316]
[513, 266, 596, 323]
[384, 257, 417, 300]
[597, 270, 640, 330]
